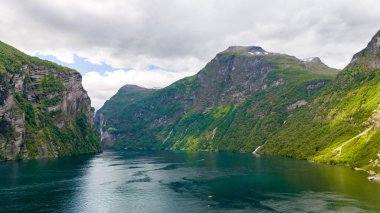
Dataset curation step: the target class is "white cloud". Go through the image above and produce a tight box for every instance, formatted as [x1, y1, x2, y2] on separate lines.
[82, 69, 195, 109]
[36, 50, 75, 64]
[2, 0, 380, 70]
[1, 0, 380, 108]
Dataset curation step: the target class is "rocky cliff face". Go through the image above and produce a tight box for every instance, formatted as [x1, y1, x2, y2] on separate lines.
[0, 41, 101, 161]
[349, 30, 380, 70]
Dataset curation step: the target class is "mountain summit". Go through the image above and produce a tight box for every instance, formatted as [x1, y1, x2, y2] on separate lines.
[349, 30, 380, 70]
[223, 46, 268, 55]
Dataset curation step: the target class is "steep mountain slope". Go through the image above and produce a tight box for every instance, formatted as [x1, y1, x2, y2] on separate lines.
[262, 30, 380, 174]
[0, 41, 101, 161]
[96, 46, 338, 152]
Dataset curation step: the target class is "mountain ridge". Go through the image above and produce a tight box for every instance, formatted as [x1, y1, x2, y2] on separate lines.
[96, 44, 338, 152]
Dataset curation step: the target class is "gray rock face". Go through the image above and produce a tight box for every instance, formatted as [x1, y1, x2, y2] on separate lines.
[349, 30, 380, 70]
[262, 78, 286, 90]
[195, 52, 274, 107]
[24, 64, 94, 127]
[0, 63, 98, 160]
[287, 100, 307, 110]
[0, 92, 25, 158]
[306, 81, 326, 91]
[368, 173, 380, 181]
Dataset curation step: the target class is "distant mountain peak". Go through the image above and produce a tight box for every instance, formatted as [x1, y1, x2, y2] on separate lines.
[118, 84, 154, 94]
[120, 84, 146, 90]
[223, 46, 270, 56]
[302, 57, 322, 63]
[349, 29, 380, 69]
[363, 30, 380, 55]
[226, 46, 265, 52]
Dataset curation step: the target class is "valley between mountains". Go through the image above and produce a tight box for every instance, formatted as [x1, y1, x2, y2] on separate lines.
[2, 30, 380, 180]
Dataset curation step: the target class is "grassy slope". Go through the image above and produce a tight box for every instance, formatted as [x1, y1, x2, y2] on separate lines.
[262, 33, 380, 173]
[0, 41, 75, 75]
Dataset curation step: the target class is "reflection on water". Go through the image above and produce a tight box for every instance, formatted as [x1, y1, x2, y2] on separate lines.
[0, 150, 379, 212]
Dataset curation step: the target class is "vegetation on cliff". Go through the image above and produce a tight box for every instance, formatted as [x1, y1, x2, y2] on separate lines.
[262, 30, 380, 174]
[0, 41, 101, 161]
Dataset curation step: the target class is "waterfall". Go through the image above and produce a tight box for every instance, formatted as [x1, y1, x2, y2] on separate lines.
[252, 146, 262, 155]
[252, 141, 267, 155]
[99, 114, 104, 141]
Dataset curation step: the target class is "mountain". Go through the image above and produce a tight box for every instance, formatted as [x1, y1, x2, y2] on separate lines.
[96, 45, 338, 153]
[98, 28, 380, 176]
[0, 41, 101, 161]
[97, 85, 157, 147]
[262, 30, 380, 175]
[98, 29, 380, 177]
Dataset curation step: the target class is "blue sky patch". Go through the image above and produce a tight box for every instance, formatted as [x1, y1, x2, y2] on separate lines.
[35, 53, 114, 74]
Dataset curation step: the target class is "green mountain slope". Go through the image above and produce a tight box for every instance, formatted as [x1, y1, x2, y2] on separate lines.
[262, 30, 380, 174]
[0, 41, 101, 160]
[96, 46, 339, 153]
[97, 85, 157, 147]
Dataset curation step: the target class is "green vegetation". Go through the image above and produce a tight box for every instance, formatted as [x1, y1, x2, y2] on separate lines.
[0, 41, 75, 74]
[262, 31, 380, 173]
[263, 67, 380, 173]
[40, 75, 65, 93]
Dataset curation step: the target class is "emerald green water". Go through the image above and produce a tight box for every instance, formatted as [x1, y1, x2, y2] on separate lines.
[0, 150, 379, 212]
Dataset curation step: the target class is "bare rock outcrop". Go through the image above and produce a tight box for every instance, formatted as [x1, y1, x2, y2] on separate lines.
[287, 100, 307, 110]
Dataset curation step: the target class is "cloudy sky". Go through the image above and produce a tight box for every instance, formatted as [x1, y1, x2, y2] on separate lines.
[1, 0, 380, 109]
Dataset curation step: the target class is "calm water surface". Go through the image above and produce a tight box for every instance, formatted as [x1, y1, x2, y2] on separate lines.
[0, 150, 379, 212]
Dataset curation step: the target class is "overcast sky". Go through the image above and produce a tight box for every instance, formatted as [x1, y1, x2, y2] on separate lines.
[1, 0, 380, 109]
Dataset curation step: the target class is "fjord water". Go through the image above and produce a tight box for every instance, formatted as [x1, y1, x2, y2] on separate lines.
[0, 151, 379, 212]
